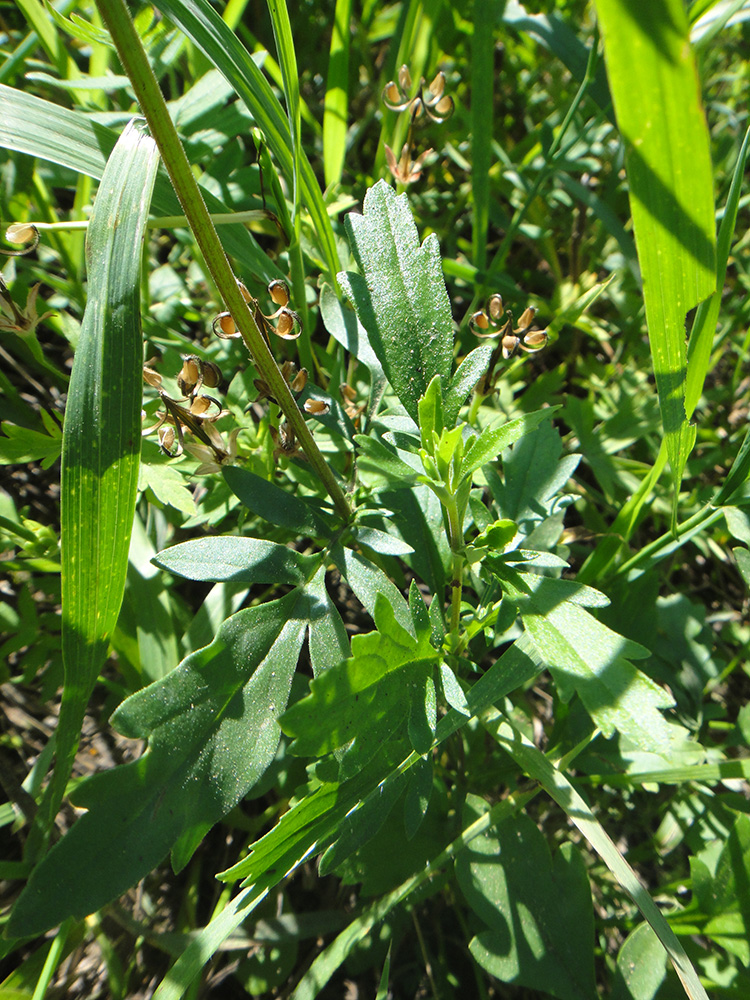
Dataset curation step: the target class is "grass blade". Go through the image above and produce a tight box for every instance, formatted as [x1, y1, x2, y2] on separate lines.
[594, 0, 716, 513]
[43, 120, 159, 840]
[266, 0, 301, 217]
[323, 0, 352, 189]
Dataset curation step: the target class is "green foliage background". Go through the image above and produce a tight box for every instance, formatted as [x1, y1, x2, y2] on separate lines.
[1, 1, 750, 999]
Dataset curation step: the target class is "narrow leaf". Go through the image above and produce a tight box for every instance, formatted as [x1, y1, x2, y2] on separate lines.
[48, 121, 159, 830]
[594, 0, 716, 497]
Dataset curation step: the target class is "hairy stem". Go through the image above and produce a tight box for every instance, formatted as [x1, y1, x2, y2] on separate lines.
[96, 0, 352, 522]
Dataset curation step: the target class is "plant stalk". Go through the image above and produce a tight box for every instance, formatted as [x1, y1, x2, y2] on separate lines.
[95, 0, 352, 522]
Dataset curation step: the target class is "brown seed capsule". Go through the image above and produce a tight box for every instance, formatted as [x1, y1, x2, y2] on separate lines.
[5, 223, 37, 245]
[502, 334, 521, 359]
[274, 308, 301, 340]
[523, 329, 548, 350]
[177, 355, 201, 396]
[268, 280, 290, 308]
[236, 279, 252, 303]
[201, 360, 223, 388]
[340, 382, 356, 402]
[304, 398, 330, 416]
[143, 364, 163, 389]
[213, 312, 240, 339]
[470, 310, 490, 333]
[488, 294, 504, 323]
[291, 368, 308, 393]
[516, 306, 537, 332]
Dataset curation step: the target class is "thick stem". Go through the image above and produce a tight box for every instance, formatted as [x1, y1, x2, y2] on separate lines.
[96, 0, 352, 522]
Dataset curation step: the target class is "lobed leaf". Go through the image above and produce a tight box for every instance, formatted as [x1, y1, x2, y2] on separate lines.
[8, 590, 308, 937]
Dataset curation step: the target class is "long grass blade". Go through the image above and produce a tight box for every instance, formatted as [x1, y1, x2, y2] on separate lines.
[323, 0, 352, 189]
[266, 0, 301, 220]
[594, 0, 716, 518]
[41, 120, 159, 843]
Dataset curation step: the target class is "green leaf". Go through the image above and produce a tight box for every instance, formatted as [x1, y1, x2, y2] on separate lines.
[353, 434, 421, 487]
[484, 420, 580, 533]
[456, 800, 596, 1000]
[320, 282, 386, 423]
[443, 345, 493, 428]
[138, 462, 196, 515]
[594, 0, 716, 499]
[0, 421, 62, 466]
[223, 465, 331, 536]
[712, 422, 750, 507]
[483, 715, 710, 1000]
[506, 574, 684, 757]
[45, 121, 159, 833]
[8, 590, 307, 937]
[339, 180, 454, 424]
[266, 0, 301, 216]
[458, 408, 556, 485]
[318, 768, 405, 877]
[403, 755, 433, 841]
[153, 536, 315, 585]
[418, 375, 445, 455]
[611, 923, 667, 1000]
[281, 594, 439, 780]
[686, 129, 750, 417]
[692, 813, 750, 964]
[330, 541, 413, 635]
[322, 0, 352, 188]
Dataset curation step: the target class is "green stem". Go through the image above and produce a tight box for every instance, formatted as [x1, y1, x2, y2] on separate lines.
[446, 499, 464, 640]
[95, 0, 352, 523]
[614, 505, 723, 579]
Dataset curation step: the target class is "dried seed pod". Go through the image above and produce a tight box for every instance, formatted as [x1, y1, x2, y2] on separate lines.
[304, 398, 330, 416]
[487, 294, 504, 323]
[470, 310, 492, 334]
[516, 305, 537, 332]
[177, 355, 202, 396]
[523, 329, 548, 350]
[398, 65, 412, 92]
[6, 223, 37, 245]
[291, 368, 308, 393]
[213, 311, 240, 339]
[159, 424, 179, 456]
[268, 280, 290, 308]
[201, 359, 223, 388]
[502, 334, 521, 359]
[143, 364, 163, 389]
[273, 308, 302, 340]
[427, 71, 446, 101]
[340, 382, 356, 402]
[2, 222, 40, 256]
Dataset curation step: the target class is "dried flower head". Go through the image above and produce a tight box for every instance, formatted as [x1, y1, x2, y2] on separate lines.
[0, 282, 54, 333]
[382, 66, 454, 124]
[384, 143, 434, 186]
